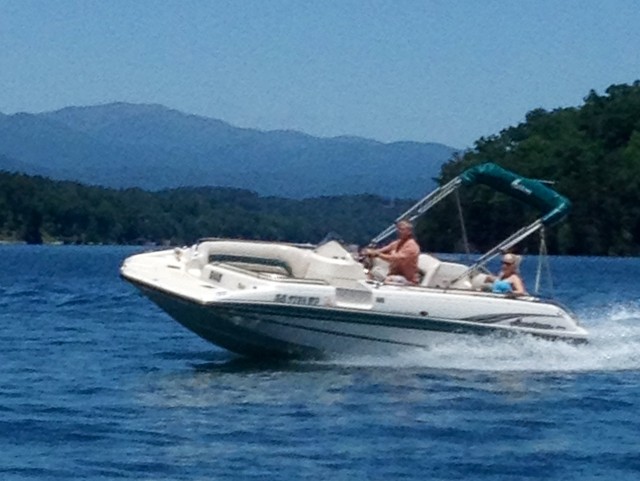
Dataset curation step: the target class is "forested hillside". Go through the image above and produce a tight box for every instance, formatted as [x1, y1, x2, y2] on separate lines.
[2, 81, 639, 255]
[0, 171, 413, 246]
[417, 81, 640, 256]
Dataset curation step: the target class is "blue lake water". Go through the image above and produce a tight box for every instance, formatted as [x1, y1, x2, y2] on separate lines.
[1, 245, 640, 480]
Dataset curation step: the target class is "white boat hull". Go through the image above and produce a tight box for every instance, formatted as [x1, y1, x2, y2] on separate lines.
[135, 285, 583, 358]
[121, 240, 588, 359]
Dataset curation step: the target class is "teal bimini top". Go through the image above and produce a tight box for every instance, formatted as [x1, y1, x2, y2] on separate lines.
[459, 163, 571, 227]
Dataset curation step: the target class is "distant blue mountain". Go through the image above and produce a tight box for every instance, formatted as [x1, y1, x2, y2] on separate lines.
[0, 103, 458, 198]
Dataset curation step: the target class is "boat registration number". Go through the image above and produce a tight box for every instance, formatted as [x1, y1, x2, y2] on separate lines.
[274, 294, 320, 306]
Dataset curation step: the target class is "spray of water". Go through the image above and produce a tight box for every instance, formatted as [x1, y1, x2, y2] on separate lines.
[318, 303, 640, 373]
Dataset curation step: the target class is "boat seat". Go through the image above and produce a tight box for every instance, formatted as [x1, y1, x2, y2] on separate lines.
[427, 262, 473, 289]
[418, 254, 441, 287]
[313, 240, 354, 260]
[471, 272, 492, 291]
[202, 240, 312, 278]
[305, 242, 367, 283]
[416, 254, 474, 289]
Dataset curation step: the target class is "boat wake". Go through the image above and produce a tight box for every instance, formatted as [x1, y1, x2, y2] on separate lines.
[315, 303, 640, 373]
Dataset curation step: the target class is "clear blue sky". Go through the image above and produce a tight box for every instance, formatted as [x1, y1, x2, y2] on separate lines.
[1, 0, 639, 148]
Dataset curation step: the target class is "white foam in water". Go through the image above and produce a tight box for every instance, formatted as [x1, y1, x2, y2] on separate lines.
[317, 303, 640, 373]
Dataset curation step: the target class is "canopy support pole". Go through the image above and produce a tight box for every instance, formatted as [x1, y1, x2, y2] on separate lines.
[451, 219, 544, 284]
[370, 177, 462, 245]
[454, 189, 471, 256]
[534, 227, 554, 295]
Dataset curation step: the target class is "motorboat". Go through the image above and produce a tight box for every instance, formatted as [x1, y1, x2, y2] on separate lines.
[121, 163, 588, 358]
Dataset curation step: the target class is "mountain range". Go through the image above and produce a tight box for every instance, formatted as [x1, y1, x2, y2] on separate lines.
[0, 103, 458, 198]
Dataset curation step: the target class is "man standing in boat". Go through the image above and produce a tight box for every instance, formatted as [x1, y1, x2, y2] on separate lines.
[365, 220, 420, 285]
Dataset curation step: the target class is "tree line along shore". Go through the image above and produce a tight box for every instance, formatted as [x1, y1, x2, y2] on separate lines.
[1, 81, 639, 256]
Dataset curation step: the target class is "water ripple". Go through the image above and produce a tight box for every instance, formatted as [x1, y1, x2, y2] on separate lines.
[1, 247, 640, 480]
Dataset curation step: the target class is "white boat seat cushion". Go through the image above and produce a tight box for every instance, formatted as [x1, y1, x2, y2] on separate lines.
[418, 254, 441, 286]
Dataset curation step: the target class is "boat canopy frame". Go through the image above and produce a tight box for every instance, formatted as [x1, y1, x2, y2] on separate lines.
[370, 162, 571, 279]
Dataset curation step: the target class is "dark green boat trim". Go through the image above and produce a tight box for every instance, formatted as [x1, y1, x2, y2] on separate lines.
[217, 300, 562, 335]
[123, 275, 581, 359]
